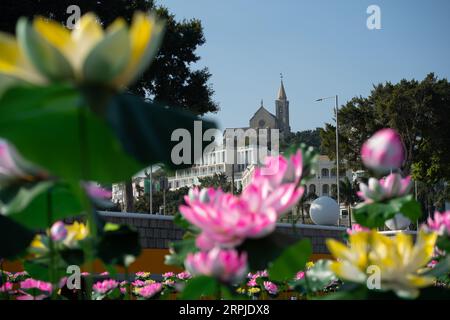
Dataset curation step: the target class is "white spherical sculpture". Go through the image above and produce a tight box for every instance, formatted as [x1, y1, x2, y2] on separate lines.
[385, 213, 411, 230]
[309, 196, 340, 226]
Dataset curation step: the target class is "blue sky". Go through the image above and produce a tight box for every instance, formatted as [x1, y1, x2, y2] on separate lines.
[161, 0, 450, 132]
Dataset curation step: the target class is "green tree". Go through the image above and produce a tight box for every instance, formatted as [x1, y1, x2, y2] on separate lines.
[198, 173, 240, 193]
[339, 177, 359, 228]
[320, 73, 450, 187]
[282, 128, 322, 153]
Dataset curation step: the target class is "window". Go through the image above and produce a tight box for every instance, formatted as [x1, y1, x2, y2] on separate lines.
[322, 184, 329, 195]
[321, 168, 329, 178]
[309, 184, 316, 195]
[258, 119, 266, 128]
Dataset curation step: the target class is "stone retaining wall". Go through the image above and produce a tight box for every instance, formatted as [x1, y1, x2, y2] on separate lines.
[99, 212, 346, 254]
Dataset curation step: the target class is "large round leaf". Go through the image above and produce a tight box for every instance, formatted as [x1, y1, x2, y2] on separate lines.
[0, 85, 142, 183]
[1, 181, 83, 229]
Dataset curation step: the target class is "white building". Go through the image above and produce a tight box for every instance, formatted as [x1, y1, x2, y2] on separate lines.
[168, 144, 265, 191]
[242, 155, 353, 199]
[304, 155, 353, 198]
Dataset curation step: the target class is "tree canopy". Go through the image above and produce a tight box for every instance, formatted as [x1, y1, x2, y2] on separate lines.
[282, 128, 322, 153]
[320, 73, 450, 186]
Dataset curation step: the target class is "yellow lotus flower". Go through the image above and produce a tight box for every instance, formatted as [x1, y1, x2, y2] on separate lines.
[236, 287, 246, 294]
[247, 287, 261, 295]
[0, 12, 164, 90]
[63, 221, 89, 247]
[30, 234, 47, 250]
[326, 230, 438, 299]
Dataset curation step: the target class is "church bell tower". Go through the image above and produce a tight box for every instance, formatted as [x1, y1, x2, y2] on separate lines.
[275, 74, 291, 136]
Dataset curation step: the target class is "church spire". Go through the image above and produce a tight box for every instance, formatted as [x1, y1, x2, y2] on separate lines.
[277, 73, 287, 100]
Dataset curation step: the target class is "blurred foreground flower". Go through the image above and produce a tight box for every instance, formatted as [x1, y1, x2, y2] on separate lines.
[181, 188, 278, 250]
[185, 248, 248, 284]
[50, 221, 67, 241]
[357, 173, 412, 203]
[0, 139, 47, 186]
[361, 128, 404, 173]
[0, 12, 164, 90]
[32, 221, 88, 252]
[326, 230, 438, 298]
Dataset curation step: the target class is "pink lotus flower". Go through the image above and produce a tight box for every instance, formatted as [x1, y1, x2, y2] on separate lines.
[247, 150, 304, 216]
[181, 152, 304, 250]
[253, 150, 303, 187]
[92, 279, 119, 294]
[247, 278, 257, 287]
[177, 271, 191, 280]
[426, 211, 450, 235]
[132, 280, 147, 287]
[295, 271, 305, 281]
[263, 281, 278, 295]
[361, 128, 405, 173]
[162, 272, 175, 279]
[100, 271, 110, 276]
[181, 188, 278, 250]
[185, 248, 248, 284]
[50, 221, 67, 241]
[357, 173, 412, 203]
[163, 279, 175, 287]
[84, 182, 112, 199]
[346, 223, 370, 235]
[0, 282, 13, 293]
[138, 283, 162, 299]
[58, 277, 68, 289]
[20, 278, 52, 293]
[427, 260, 438, 268]
[16, 293, 48, 300]
[248, 270, 268, 279]
[81, 272, 90, 277]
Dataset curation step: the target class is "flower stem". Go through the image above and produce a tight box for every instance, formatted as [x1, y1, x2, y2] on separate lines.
[77, 104, 97, 300]
[47, 187, 57, 300]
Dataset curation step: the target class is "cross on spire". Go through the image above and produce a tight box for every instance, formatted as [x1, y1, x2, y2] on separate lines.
[277, 73, 287, 100]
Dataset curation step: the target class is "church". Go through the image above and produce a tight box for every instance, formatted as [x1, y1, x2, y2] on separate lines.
[248, 77, 291, 140]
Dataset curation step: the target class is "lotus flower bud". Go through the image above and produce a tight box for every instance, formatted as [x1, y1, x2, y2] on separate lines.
[361, 128, 404, 173]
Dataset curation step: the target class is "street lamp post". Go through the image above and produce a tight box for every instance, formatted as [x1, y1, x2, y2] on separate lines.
[316, 95, 340, 219]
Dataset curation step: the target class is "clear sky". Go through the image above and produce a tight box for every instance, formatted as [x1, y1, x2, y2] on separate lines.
[160, 0, 450, 132]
